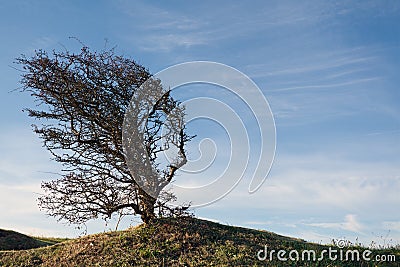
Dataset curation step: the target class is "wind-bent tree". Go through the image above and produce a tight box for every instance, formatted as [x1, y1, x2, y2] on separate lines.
[17, 46, 193, 225]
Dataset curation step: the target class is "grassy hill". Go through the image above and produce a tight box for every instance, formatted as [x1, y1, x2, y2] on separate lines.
[0, 217, 398, 266]
[0, 229, 65, 251]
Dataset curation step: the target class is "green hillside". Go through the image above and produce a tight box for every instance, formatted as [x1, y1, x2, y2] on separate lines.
[0, 229, 59, 251]
[0, 217, 398, 266]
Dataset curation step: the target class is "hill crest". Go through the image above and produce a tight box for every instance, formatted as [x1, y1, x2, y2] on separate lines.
[0, 217, 398, 266]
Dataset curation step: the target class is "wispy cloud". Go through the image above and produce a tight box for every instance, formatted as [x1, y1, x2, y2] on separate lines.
[117, 1, 357, 52]
[269, 77, 380, 92]
[137, 34, 207, 52]
[193, 143, 400, 242]
[366, 129, 400, 136]
[250, 56, 376, 78]
[307, 214, 364, 233]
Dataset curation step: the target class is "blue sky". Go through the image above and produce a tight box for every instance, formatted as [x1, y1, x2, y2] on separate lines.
[0, 0, 399, 246]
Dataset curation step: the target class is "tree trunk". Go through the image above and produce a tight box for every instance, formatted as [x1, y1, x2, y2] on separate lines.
[140, 193, 156, 223]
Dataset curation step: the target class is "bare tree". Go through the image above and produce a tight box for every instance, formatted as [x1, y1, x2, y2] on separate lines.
[16, 46, 193, 225]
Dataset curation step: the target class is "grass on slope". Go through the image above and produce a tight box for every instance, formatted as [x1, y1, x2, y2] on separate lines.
[0, 217, 398, 266]
[0, 229, 64, 251]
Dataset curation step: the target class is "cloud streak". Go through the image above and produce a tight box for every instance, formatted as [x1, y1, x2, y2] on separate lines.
[307, 214, 364, 233]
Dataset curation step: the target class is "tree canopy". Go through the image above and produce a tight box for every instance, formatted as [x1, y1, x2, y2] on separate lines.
[17, 46, 193, 225]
